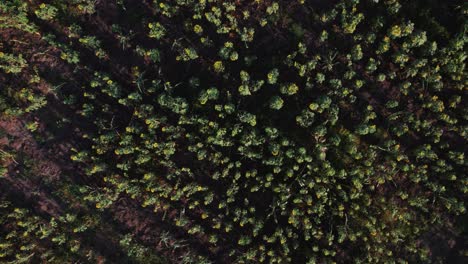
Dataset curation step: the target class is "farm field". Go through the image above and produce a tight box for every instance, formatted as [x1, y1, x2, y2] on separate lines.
[0, 0, 467, 263]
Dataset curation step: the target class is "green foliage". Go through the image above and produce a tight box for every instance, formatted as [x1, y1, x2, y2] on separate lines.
[0, 1, 37, 33]
[269, 96, 284, 110]
[148, 22, 166, 39]
[267, 68, 279, 84]
[0, 52, 27, 74]
[280, 83, 299, 96]
[0, 1, 466, 264]
[213, 61, 224, 73]
[34, 3, 58, 20]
